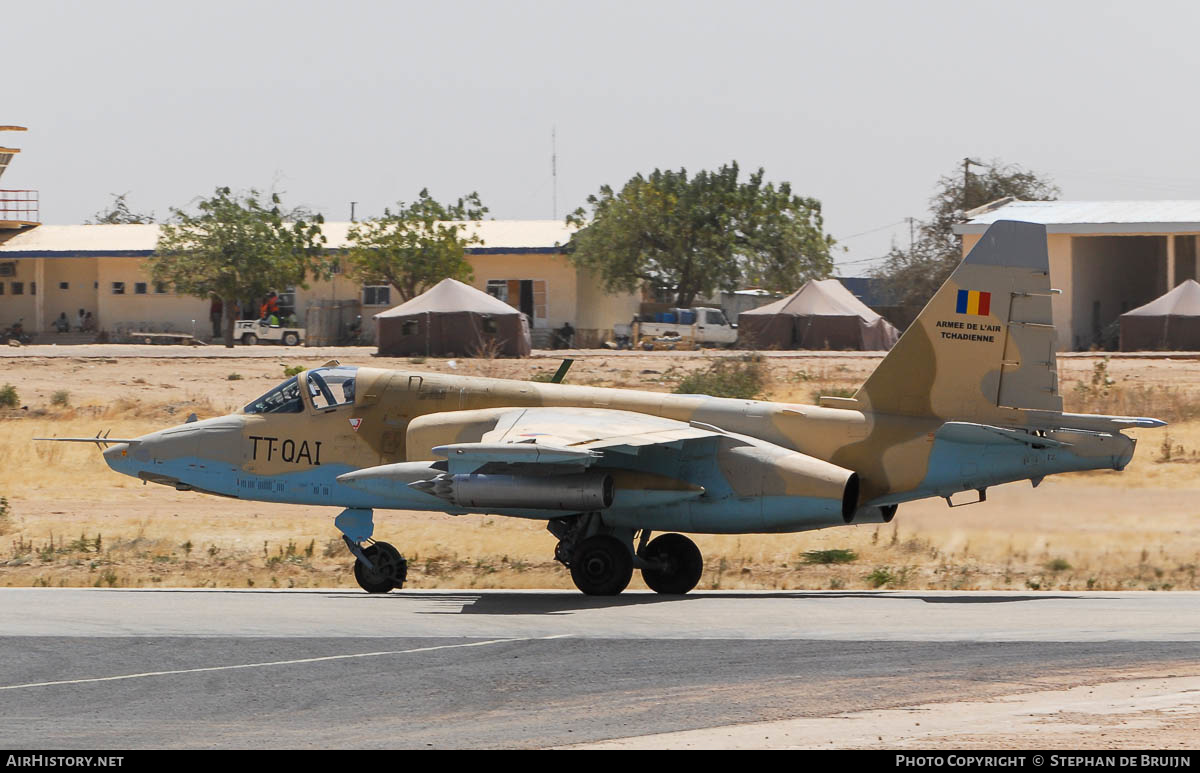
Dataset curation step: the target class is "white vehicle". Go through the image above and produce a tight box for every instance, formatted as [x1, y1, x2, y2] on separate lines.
[624, 307, 737, 349]
[235, 319, 305, 346]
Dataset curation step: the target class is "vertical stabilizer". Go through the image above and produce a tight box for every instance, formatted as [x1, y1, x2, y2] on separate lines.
[854, 220, 1061, 421]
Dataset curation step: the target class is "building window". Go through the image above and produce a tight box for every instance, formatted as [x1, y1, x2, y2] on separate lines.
[0, 283, 5, 295]
[59, 282, 69, 290]
[153, 282, 168, 294]
[134, 282, 148, 295]
[112, 282, 125, 295]
[485, 278, 547, 324]
[363, 286, 391, 306]
[30, 282, 35, 295]
[12, 282, 23, 295]
[0, 262, 14, 277]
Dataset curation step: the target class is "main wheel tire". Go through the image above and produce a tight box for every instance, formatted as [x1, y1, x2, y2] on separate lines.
[242, 333, 258, 346]
[640, 533, 703, 595]
[569, 535, 633, 596]
[282, 332, 299, 346]
[353, 542, 408, 594]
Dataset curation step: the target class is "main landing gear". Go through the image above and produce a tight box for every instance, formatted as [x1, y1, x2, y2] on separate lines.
[336, 508, 408, 594]
[549, 515, 704, 596]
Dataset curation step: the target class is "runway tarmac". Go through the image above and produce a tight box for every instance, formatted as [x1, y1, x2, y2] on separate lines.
[1, 589, 1198, 749]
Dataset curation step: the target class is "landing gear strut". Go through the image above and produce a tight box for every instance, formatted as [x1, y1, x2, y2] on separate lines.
[335, 507, 408, 594]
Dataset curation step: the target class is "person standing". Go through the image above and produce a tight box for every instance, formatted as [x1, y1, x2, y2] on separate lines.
[209, 295, 223, 339]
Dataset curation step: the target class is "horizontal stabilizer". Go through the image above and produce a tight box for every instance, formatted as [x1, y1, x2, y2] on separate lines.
[938, 422, 1070, 448]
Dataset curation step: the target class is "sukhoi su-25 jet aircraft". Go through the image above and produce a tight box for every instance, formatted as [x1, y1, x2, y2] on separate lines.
[42, 221, 1164, 595]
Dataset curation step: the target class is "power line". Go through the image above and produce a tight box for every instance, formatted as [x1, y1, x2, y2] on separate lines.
[838, 219, 908, 241]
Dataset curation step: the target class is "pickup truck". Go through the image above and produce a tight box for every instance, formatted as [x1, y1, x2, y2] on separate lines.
[235, 319, 305, 346]
[615, 307, 737, 350]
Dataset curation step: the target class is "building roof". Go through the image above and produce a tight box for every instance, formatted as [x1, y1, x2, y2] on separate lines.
[0, 220, 575, 257]
[954, 200, 1200, 235]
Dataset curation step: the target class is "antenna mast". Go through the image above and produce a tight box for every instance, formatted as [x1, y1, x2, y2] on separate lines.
[552, 126, 558, 220]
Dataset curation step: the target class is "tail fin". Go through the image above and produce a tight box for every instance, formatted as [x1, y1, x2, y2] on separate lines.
[852, 220, 1062, 421]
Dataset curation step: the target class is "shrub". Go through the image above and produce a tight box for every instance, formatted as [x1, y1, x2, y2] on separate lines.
[802, 548, 858, 565]
[227, 373, 243, 381]
[867, 567, 896, 588]
[283, 365, 304, 377]
[0, 384, 18, 408]
[673, 355, 768, 399]
[51, 390, 70, 407]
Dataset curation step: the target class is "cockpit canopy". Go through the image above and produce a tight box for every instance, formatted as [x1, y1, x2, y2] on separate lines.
[243, 366, 359, 414]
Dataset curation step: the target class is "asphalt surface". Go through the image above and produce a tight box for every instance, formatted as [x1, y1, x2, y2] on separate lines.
[1, 589, 1198, 749]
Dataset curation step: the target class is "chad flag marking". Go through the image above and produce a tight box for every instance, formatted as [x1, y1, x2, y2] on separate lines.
[956, 290, 991, 316]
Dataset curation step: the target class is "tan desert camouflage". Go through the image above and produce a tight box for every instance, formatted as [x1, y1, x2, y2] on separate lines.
[43, 220, 1164, 595]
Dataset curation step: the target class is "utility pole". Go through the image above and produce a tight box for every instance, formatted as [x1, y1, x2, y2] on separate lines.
[907, 217, 916, 252]
[962, 157, 984, 211]
[350, 202, 357, 222]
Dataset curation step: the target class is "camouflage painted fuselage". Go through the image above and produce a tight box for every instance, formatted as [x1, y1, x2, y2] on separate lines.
[100, 221, 1157, 536]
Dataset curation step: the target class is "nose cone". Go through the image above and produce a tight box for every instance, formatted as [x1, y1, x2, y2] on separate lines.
[100, 415, 247, 480]
[102, 442, 139, 476]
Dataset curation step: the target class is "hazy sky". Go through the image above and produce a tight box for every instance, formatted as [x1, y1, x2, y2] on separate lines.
[7, 0, 1200, 273]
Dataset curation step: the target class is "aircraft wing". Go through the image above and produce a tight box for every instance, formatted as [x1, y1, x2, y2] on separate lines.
[435, 407, 719, 473]
[339, 407, 718, 510]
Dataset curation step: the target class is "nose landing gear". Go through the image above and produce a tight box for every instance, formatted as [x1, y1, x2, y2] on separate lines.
[336, 507, 408, 594]
[352, 541, 408, 594]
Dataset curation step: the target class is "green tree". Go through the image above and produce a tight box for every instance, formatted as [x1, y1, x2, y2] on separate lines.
[566, 162, 834, 308]
[88, 193, 155, 224]
[345, 190, 488, 303]
[151, 187, 328, 347]
[874, 159, 1060, 309]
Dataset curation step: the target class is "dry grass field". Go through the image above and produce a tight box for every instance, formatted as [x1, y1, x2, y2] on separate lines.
[1, 349, 1199, 592]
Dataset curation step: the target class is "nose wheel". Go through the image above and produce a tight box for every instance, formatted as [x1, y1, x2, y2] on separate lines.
[352, 541, 408, 594]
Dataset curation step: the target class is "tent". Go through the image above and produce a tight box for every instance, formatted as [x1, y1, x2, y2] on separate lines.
[1119, 279, 1200, 351]
[374, 278, 532, 357]
[736, 279, 900, 350]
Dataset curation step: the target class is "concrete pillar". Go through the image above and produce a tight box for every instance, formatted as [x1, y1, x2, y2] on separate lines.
[1167, 234, 1177, 291]
[34, 257, 45, 333]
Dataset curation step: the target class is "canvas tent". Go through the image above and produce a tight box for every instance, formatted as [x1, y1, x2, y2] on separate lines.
[737, 279, 900, 350]
[1119, 279, 1200, 351]
[374, 278, 532, 357]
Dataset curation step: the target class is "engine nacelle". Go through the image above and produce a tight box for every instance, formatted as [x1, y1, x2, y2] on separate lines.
[844, 503, 898, 524]
[410, 472, 615, 511]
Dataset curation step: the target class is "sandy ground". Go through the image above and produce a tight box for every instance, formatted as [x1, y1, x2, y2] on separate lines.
[565, 670, 1200, 750]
